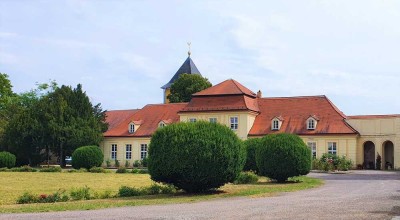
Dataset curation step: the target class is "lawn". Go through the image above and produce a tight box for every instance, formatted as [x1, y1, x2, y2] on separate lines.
[0, 172, 323, 213]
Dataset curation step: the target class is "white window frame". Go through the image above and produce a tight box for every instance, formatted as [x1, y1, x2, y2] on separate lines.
[230, 116, 238, 130]
[111, 144, 117, 160]
[272, 119, 280, 130]
[125, 144, 132, 160]
[129, 123, 135, 133]
[307, 142, 317, 159]
[307, 118, 316, 130]
[209, 117, 217, 123]
[189, 118, 197, 123]
[140, 144, 148, 160]
[328, 142, 337, 155]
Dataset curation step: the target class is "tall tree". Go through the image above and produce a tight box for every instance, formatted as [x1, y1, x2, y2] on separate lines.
[43, 84, 108, 167]
[0, 73, 16, 150]
[167, 74, 212, 103]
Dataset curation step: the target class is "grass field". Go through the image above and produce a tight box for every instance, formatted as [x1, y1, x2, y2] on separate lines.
[0, 172, 323, 213]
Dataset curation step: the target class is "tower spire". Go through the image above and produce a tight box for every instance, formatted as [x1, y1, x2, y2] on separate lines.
[187, 42, 191, 57]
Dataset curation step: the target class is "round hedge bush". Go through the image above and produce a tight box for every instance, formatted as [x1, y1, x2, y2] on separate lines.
[148, 121, 245, 192]
[256, 133, 311, 182]
[72, 146, 104, 170]
[243, 138, 262, 173]
[0, 151, 16, 168]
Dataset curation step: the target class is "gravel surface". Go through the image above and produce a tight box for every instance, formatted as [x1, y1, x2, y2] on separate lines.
[1, 170, 400, 220]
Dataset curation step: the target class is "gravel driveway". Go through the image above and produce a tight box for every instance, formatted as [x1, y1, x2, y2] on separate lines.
[1, 170, 400, 220]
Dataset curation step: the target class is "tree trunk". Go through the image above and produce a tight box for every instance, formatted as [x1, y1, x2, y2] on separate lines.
[59, 142, 66, 168]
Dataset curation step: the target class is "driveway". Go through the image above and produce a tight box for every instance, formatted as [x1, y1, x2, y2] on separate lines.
[1, 170, 400, 220]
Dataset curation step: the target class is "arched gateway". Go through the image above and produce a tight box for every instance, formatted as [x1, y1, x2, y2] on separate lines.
[363, 141, 375, 169]
[383, 141, 394, 170]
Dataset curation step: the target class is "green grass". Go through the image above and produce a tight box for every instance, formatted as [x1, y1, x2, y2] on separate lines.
[0, 172, 323, 213]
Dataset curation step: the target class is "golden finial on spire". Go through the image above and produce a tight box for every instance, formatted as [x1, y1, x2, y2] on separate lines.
[187, 42, 191, 57]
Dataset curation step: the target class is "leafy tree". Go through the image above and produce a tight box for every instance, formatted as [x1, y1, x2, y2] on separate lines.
[148, 121, 245, 192]
[167, 74, 212, 103]
[243, 138, 262, 173]
[0, 73, 16, 149]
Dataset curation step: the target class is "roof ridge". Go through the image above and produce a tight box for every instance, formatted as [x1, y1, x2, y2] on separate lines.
[260, 95, 326, 100]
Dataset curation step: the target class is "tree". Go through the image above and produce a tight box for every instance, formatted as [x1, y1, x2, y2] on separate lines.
[167, 74, 212, 103]
[148, 121, 245, 192]
[43, 84, 108, 167]
[0, 73, 16, 149]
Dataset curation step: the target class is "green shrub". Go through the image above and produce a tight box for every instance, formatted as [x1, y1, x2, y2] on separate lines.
[133, 160, 141, 168]
[116, 167, 127, 173]
[337, 155, 353, 171]
[256, 133, 311, 182]
[125, 160, 130, 168]
[0, 151, 16, 168]
[316, 153, 353, 171]
[10, 165, 37, 172]
[234, 171, 259, 184]
[70, 186, 92, 200]
[243, 138, 261, 173]
[131, 168, 139, 174]
[141, 157, 148, 167]
[68, 168, 88, 173]
[16, 190, 69, 204]
[39, 166, 62, 172]
[72, 146, 103, 170]
[17, 192, 38, 204]
[148, 121, 245, 193]
[118, 186, 144, 197]
[0, 167, 10, 172]
[89, 167, 109, 173]
[94, 190, 114, 199]
[105, 159, 111, 168]
[114, 159, 120, 168]
[138, 169, 148, 174]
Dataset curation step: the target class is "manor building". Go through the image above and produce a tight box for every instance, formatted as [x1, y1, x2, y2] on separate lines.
[101, 55, 399, 170]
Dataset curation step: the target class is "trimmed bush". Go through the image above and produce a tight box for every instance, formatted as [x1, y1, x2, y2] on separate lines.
[116, 167, 127, 173]
[89, 167, 109, 173]
[148, 121, 245, 193]
[72, 146, 104, 170]
[234, 171, 259, 184]
[243, 138, 261, 173]
[256, 133, 311, 182]
[0, 151, 16, 168]
[39, 166, 62, 172]
[10, 165, 37, 172]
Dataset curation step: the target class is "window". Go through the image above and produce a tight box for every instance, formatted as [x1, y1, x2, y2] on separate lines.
[209, 118, 217, 123]
[230, 117, 238, 130]
[111, 144, 117, 160]
[272, 119, 279, 130]
[328, 142, 337, 155]
[189, 118, 197, 123]
[307, 118, 316, 130]
[140, 144, 148, 159]
[125, 144, 132, 160]
[307, 142, 317, 159]
[129, 123, 135, 133]
[159, 122, 165, 128]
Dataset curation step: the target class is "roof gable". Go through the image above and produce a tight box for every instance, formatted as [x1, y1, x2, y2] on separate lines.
[193, 79, 256, 97]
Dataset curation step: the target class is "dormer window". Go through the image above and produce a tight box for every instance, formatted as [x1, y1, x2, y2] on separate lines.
[129, 123, 135, 133]
[271, 116, 283, 131]
[306, 116, 318, 130]
[159, 122, 166, 128]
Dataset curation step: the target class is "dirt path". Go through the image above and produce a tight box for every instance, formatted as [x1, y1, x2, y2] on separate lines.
[1, 170, 400, 220]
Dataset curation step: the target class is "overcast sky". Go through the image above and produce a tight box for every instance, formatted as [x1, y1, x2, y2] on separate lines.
[1, 0, 399, 115]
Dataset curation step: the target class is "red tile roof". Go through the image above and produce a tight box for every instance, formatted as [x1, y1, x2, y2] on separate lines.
[180, 95, 259, 113]
[181, 79, 259, 113]
[193, 79, 256, 97]
[248, 96, 358, 136]
[347, 114, 400, 119]
[104, 103, 187, 137]
[105, 109, 140, 131]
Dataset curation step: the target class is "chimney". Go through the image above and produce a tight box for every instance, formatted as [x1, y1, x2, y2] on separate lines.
[257, 90, 262, 98]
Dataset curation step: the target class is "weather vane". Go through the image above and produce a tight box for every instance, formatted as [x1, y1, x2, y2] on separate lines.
[187, 42, 191, 57]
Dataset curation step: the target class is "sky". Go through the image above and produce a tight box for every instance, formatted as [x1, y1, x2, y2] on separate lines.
[1, 0, 400, 115]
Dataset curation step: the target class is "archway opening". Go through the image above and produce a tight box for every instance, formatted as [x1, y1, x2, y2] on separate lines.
[383, 141, 394, 170]
[363, 141, 375, 169]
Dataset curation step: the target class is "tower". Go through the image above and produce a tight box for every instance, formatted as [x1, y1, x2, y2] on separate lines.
[161, 44, 202, 103]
